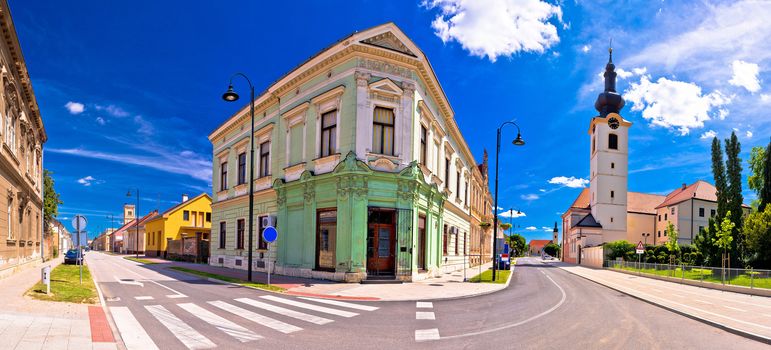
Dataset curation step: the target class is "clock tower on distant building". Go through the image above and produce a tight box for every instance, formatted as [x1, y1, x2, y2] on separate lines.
[588, 47, 631, 242]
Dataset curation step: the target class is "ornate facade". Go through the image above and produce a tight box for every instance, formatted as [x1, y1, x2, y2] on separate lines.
[208, 23, 491, 282]
[0, 1, 47, 279]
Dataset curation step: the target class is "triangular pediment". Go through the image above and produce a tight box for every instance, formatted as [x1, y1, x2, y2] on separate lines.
[369, 78, 403, 95]
[360, 31, 417, 57]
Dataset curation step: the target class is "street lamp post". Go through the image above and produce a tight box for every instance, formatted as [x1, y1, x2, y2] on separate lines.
[127, 190, 139, 258]
[222, 73, 256, 282]
[492, 121, 525, 281]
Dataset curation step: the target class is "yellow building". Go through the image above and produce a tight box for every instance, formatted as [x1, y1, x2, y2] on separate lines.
[145, 193, 212, 260]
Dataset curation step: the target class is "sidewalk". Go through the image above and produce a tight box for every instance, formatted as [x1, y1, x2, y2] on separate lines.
[138, 256, 511, 301]
[553, 261, 771, 344]
[0, 256, 116, 350]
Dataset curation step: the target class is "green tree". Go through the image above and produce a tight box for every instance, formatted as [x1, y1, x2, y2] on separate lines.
[664, 221, 680, 264]
[711, 137, 729, 221]
[761, 140, 771, 212]
[507, 233, 526, 257]
[748, 145, 766, 198]
[43, 170, 63, 235]
[543, 242, 560, 257]
[605, 240, 635, 261]
[724, 132, 745, 264]
[713, 211, 736, 281]
[743, 205, 771, 268]
[694, 217, 719, 266]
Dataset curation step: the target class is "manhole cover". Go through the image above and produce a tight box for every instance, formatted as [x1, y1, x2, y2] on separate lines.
[429, 283, 443, 287]
[106, 297, 121, 302]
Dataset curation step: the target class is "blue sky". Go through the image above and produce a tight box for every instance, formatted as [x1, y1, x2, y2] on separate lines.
[9, 1, 770, 242]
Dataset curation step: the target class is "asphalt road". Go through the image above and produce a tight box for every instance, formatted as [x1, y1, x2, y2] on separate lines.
[86, 253, 767, 350]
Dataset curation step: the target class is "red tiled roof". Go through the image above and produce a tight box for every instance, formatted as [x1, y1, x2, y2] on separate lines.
[568, 188, 590, 210]
[628, 192, 666, 214]
[656, 180, 717, 209]
[528, 240, 552, 250]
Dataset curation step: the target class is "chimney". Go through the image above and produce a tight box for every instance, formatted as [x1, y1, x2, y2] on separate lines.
[182, 194, 189, 202]
[682, 183, 687, 190]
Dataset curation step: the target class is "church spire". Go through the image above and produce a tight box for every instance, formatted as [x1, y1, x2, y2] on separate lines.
[594, 41, 625, 117]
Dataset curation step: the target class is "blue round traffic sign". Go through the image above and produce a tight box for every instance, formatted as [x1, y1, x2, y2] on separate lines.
[262, 226, 278, 243]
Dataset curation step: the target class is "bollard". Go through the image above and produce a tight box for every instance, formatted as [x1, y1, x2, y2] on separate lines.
[751, 268, 754, 289]
[41, 266, 51, 294]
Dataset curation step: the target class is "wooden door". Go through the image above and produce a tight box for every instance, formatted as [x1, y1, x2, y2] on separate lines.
[367, 223, 395, 274]
[418, 215, 426, 270]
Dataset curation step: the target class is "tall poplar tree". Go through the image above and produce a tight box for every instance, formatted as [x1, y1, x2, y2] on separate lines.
[761, 140, 771, 212]
[711, 137, 728, 221]
[724, 132, 744, 264]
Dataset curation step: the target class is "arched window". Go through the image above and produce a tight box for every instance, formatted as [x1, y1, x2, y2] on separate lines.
[608, 133, 618, 150]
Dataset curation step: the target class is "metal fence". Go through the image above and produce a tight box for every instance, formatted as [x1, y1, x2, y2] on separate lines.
[606, 260, 771, 290]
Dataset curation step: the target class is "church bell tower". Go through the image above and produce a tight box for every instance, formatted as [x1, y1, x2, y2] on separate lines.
[589, 47, 631, 242]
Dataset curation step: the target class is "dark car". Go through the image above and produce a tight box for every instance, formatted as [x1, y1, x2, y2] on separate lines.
[64, 249, 82, 265]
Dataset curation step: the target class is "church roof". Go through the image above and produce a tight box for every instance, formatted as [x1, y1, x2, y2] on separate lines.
[573, 213, 602, 228]
[568, 188, 591, 210]
[628, 192, 666, 214]
[529, 240, 552, 250]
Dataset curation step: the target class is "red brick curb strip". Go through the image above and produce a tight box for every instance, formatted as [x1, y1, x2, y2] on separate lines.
[88, 305, 115, 343]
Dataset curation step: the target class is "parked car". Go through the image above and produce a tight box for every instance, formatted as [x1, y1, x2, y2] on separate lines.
[64, 249, 82, 264]
[543, 254, 554, 260]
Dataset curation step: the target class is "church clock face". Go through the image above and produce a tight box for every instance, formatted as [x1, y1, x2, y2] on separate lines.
[608, 117, 620, 129]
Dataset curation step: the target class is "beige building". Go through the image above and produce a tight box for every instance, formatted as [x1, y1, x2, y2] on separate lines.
[469, 151, 493, 266]
[0, 1, 47, 279]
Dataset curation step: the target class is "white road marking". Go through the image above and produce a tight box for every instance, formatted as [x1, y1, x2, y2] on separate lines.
[415, 328, 440, 341]
[260, 295, 359, 317]
[416, 302, 433, 309]
[416, 312, 435, 320]
[147, 280, 187, 298]
[694, 299, 713, 305]
[109, 306, 159, 350]
[145, 305, 215, 349]
[208, 301, 302, 334]
[724, 305, 746, 312]
[115, 276, 144, 287]
[298, 297, 379, 311]
[178, 303, 262, 343]
[672, 293, 685, 298]
[439, 272, 568, 341]
[134, 296, 154, 301]
[235, 298, 333, 325]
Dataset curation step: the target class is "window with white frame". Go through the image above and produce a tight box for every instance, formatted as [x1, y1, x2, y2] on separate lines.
[419, 125, 427, 166]
[320, 110, 336, 158]
[372, 107, 395, 156]
[259, 141, 270, 177]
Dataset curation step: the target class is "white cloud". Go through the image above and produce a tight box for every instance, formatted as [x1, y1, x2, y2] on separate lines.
[95, 104, 130, 117]
[632, 67, 647, 75]
[498, 210, 526, 218]
[423, 0, 562, 61]
[521, 194, 539, 201]
[624, 75, 731, 135]
[95, 117, 106, 126]
[65, 101, 85, 115]
[134, 115, 154, 135]
[699, 130, 717, 140]
[525, 226, 537, 231]
[729, 60, 761, 93]
[538, 188, 546, 192]
[77, 176, 95, 186]
[496, 206, 504, 211]
[761, 94, 771, 103]
[746, 130, 753, 138]
[581, 44, 591, 53]
[48, 147, 212, 182]
[548, 176, 589, 188]
[541, 226, 552, 232]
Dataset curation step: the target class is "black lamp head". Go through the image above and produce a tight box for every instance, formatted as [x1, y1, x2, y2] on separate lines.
[512, 133, 525, 146]
[222, 85, 239, 102]
[126, 190, 132, 197]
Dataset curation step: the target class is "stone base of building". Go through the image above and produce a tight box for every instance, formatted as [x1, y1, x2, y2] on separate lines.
[0, 256, 43, 281]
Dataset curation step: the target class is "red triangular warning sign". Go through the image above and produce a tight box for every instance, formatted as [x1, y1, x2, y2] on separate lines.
[637, 241, 644, 250]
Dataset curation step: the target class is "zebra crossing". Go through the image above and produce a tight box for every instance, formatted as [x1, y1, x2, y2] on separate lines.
[109, 295, 380, 350]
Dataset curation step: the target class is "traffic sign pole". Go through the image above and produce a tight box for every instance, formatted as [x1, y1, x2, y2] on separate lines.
[262, 226, 278, 288]
[72, 215, 88, 284]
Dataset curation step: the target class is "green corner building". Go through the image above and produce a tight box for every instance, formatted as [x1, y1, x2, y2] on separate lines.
[209, 23, 493, 282]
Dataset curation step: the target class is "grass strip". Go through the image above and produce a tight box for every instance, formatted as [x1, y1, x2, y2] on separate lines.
[26, 264, 98, 304]
[610, 264, 771, 289]
[469, 268, 511, 284]
[168, 266, 285, 292]
[124, 256, 158, 265]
